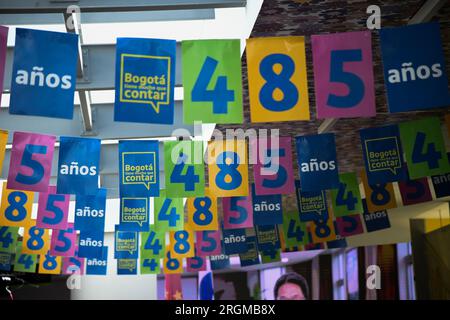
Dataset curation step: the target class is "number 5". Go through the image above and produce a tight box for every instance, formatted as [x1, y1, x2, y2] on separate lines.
[16, 144, 47, 185]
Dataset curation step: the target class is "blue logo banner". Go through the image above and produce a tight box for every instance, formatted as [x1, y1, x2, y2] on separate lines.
[114, 38, 176, 124]
[380, 22, 450, 113]
[251, 184, 282, 226]
[57, 137, 101, 195]
[78, 229, 104, 258]
[117, 259, 138, 275]
[255, 224, 281, 252]
[119, 140, 160, 197]
[9, 28, 78, 119]
[86, 246, 108, 275]
[295, 133, 340, 191]
[119, 197, 150, 232]
[239, 235, 260, 267]
[74, 188, 107, 231]
[360, 124, 407, 184]
[0, 252, 12, 271]
[295, 180, 329, 222]
[114, 226, 139, 259]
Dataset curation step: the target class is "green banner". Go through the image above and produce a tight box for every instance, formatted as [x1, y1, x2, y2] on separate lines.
[154, 190, 184, 231]
[164, 141, 205, 197]
[400, 117, 450, 179]
[0, 226, 19, 253]
[13, 242, 37, 273]
[282, 211, 308, 249]
[261, 248, 281, 264]
[182, 39, 243, 124]
[331, 172, 363, 217]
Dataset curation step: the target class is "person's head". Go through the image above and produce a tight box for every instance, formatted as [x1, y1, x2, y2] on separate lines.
[274, 272, 310, 300]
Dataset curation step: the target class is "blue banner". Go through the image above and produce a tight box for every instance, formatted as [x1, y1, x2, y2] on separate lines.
[114, 226, 139, 259]
[360, 124, 407, 184]
[0, 252, 12, 271]
[251, 184, 282, 226]
[222, 228, 248, 255]
[78, 229, 104, 258]
[295, 133, 339, 191]
[295, 180, 329, 222]
[86, 246, 108, 275]
[117, 259, 138, 275]
[210, 254, 230, 271]
[57, 137, 101, 195]
[255, 224, 281, 252]
[114, 38, 176, 124]
[362, 200, 391, 232]
[9, 28, 78, 119]
[239, 235, 260, 267]
[380, 22, 450, 113]
[119, 197, 150, 232]
[74, 188, 107, 231]
[431, 153, 450, 198]
[119, 140, 160, 197]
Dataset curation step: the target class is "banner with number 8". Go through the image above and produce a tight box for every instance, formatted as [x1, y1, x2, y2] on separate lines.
[0, 182, 34, 227]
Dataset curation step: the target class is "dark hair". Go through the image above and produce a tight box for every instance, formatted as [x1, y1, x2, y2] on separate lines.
[273, 272, 310, 300]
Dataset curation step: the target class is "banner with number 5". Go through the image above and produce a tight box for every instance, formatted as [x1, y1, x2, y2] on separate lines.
[312, 31, 376, 119]
[247, 36, 310, 122]
[182, 39, 243, 124]
[36, 186, 70, 230]
[7, 131, 55, 192]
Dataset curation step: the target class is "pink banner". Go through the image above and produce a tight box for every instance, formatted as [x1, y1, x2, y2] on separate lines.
[50, 224, 77, 257]
[7, 131, 56, 192]
[0, 26, 7, 106]
[196, 230, 222, 256]
[312, 31, 375, 119]
[186, 251, 207, 272]
[222, 196, 254, 229]
[251, 137, 295, 195]
[335, 214, 364, 237]
[37, 186, 70, 230]
[62, 248, 85, 275]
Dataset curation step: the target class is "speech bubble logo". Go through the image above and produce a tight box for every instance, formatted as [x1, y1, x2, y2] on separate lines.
[121, 198, 148, 228]
[122, 152, 157, 190]
[116, 231, 138, 255]
[120, 54, 171, 114]
[365, 137, 402, 175]
[298, 190, 327, 220]
[118, 259, 137, 272]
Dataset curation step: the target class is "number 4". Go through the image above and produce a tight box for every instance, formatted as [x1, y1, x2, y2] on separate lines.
[412, 132, 441, 169]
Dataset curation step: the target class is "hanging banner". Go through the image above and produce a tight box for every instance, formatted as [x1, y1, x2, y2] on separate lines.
[187, 188, 218, 231]
[119, 197, 150, 232]
[117, 259, 138, 275]
[62, 251, 85, 275]
[246, 36, 310, 122]
[0, 183, 34, 227]
[431, 154, 450, 198]
[186, 251, 206, 273]
[141, 226, 165, 259]
[360, 169, 397, 212]
[196, 230, 222, 256]
[0, 252, 12, 271]
[165, 274, 183, 299]
[0, 226, 19, 254]
[154, 190, 184, 231]
[295, 133, 339, 191]
[295, 180, 329, 223]
[255, 224, 281, 252]
[362, 200, 391, 232]
[380, 22, 450, 113]
[222, 228, 248, 255]
[114, 226, 139, 259]
[330, 172, 363, 217]
[399, 117, 450, 179]
[7, 131, 55, 192]
[114, 38, 176, 124]
[360, 124, 406, 184]
[182, 39, 243, 124]
[312, 31, 375, 118]
[119, 140, 160, 197]
[169, 225, 195, 259]
[335, 214, 364, 237]
[38, 252, 62, 275]
[78, 230, 104, 258]
[0, 26, 7, 106]
[57, 136, 100, 195]
[86, 246, 108, 275]
[222, 195, 254, 229]
[0, 130, 7, 175]
[140, 254, 160, 275]
[261, 248, 281, 264]
[398, 175, 432, 206]
[163, 246, 183, 274]
[239, 236, 260, 267]
[50, 224, 77, 257]
[74, 188, 107, 232]
[22, 225, 50, 255]
[9, 28, 78, 119]
[309, 210, 337, 244]
[282, 211, 308, 249]
[36, 186, 70, 230]
[251, 136, 295, 195]
[165, 140, 205, 197]
[210, 254, 231, 271]
[207, 139, 248, 197]
[252, 184, 282, 226]
[14, 242, 37, 273]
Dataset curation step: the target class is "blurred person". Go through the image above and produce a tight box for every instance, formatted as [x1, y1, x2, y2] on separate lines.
[274, 272, 310, 300]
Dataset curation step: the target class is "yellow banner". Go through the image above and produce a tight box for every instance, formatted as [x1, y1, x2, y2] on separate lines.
[360, 169, 397, 212]
[163, 246, 183, 274]
[0, 130, 7, 175]
[38, 252, 62, 275]
[0, 182, 34, 227]
[169, 224, 195, 259]
[187, 188, 218, 231]
[22, 225, 51, 255]
[246, 36, 310, 122]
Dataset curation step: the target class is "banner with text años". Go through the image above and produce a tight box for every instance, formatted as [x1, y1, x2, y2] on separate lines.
[10, 28, 78, 119]
[182, 39, 243, 124]
[74, 188, 107, 232]
[119, 140, 160, 197]
[7, 131, 55, 192]
[246, 36, 310, 122]
[312, 31, 375, 119]
[0, 26, 7, 106]
[57, 136, 100, 195]
[114, 38, 176, 124]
